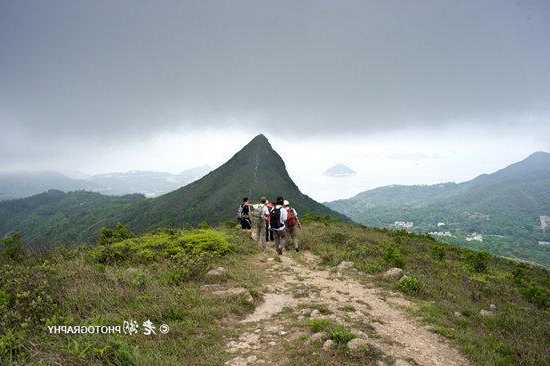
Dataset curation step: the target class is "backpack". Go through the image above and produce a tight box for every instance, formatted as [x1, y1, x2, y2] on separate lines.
[286, 208, 297, 227]
[236, 205, 243, 219]
[270, 207, 283, 229]
[251, 204, 264, 220]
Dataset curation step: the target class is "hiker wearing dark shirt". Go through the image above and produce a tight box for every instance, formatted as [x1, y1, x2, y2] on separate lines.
[265, 199, 274, 242]
[239, 197, 252, 230]
[269, 196, 287, 255]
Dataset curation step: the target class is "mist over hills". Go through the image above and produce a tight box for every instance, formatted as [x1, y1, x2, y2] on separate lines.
[327, 151, 550, 266]
[0, 166, 211, 200]
[0, 135, 345, 246]
[0, 171, 101, 201]
[87, 165, 211, 197]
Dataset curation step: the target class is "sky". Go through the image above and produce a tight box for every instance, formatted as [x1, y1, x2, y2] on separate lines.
[1, 1, 549, 201]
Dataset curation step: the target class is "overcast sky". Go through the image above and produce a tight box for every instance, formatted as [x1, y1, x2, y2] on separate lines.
[1, 1, 549, 200]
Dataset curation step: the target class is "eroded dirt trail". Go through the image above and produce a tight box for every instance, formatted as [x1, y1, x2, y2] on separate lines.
[224, 251, 471, 366]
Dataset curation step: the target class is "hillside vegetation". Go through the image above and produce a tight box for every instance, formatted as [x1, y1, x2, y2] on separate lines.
[327, 152, 550, 267]
[1, 221, 548, 365]
[0, 135, 346, 248]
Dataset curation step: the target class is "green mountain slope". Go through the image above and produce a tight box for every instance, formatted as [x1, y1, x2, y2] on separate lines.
[0, 135, 345, 246]
[327, 152, 550, 267]
[0, 190, 146, 248]
[114, 134, 347, 231]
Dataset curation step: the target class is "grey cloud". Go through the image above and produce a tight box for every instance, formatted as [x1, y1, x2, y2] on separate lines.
[1, 0, 549, 166]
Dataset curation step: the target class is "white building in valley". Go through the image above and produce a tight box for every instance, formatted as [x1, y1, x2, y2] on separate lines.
[540, 216, 550, 232]
[429, 231, 454, 238]
[465, 232, 483, 242]
[394, 221, 414, 230]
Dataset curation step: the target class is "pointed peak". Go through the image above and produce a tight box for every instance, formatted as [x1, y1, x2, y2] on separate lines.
[240, 134, 272, 153]
[249, 134, 269, 144]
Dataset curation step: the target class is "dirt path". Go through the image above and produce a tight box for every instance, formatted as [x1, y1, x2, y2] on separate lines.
[223, 250, 471, 366]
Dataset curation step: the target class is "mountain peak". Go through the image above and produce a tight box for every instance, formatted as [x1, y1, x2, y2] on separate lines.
[247, 133, 268, 143]
[525, 151, 550, 161]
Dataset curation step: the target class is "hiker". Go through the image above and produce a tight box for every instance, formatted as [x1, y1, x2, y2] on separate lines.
[238, 197, 252, 230]
[283, 200, 302, 252]
[252, 196, 270, 248]
[265, 199, 274, 242]
[269, 196, 287, 255]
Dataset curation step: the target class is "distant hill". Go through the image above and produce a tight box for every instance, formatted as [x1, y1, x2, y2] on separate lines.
[88, 165, 211, 197]
[324, 164, 356, 177]
[0, 171, 101, 200]
[0, 135, 346, 246]
[0, 190, 146, 248]
[0, 166, 210, 201]
[327, 152, 550, 267]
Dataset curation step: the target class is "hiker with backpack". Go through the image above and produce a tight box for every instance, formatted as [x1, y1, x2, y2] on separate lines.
[252, 196, 270, 249]
[283, 200, 302, 252]
[269, 196, 287, 255]
[237, 197, 252, 230]
[265, 199, 274, 243]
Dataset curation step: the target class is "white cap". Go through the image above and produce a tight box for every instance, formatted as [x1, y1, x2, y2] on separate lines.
[283, 200, 289, 206]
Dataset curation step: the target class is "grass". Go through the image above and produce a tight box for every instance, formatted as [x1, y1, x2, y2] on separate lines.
[0, 226, 260, 365]
[299, 222, 550, 366]
[2, 221, 549, 365]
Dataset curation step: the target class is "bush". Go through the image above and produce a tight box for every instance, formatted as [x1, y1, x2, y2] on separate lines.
[92, 229, 232, 265]
[398, 275, 419, 295]
[98, 224, 133, 246]
[307, 319, 332, 333]
[383, 244, 404, 268]
[328, 325, 355, 345]
[431, 245, 446, 261]
[520, 284, 549, 309]
[466, 251, 490, 273]
[0, 233, 25, 261]
[0, 329, 25, 362]
[301, 213, 340, 225]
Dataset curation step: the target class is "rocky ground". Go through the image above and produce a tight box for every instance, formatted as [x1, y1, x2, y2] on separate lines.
[208, 248, 471, 366]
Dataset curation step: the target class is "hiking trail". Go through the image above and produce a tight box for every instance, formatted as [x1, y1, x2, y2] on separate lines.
[222, 250, 471, 366]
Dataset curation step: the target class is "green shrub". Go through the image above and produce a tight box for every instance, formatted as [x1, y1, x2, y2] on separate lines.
[0, 329, 25, 361]
[383, 244, 404, 268]
[180, 229, 232, 256]
[0, 264, 60, 331]
[328, 325, 355, 345]
[92, 229, 232, 265]
[307, 319, 332, 333]
[0, 233, 25, 261]
[0, 289, 9, 309]
[431, 245, 446, 261]
[520, 284, 549, 309]
[95, 338, 136, 365]
[398, 275, 419, 295]
[98, 224, 133, 246]
[466, 251, 490, 273]
[66, 338, 136, 365]
[301, 213, 340, 225]
[197, 221, 211, 229]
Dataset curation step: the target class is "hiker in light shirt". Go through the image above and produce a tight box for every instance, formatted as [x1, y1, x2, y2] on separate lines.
[269, 196, 287, 255]
[252, 196, 270, 249]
